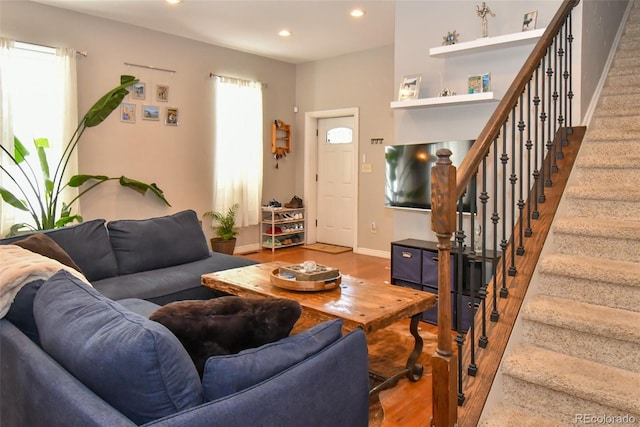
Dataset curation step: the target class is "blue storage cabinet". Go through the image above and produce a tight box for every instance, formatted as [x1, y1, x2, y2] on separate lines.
[391, 239, 490, 333]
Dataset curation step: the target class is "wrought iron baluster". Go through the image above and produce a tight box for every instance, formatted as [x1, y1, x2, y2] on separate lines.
[532, 66, 542, 217]
[479, 155, 489, 348]
[455, 202, 466, 406]
[552, 34, 560, 173]
[508, 106, 517, 276]
[500, 122, 509, 298]
[545, 46, 554, 187]
[490, 136, 500, 321]
[517, 93, 526, 255]
[525, 80, 533, 237]
[539, 54, 547, 203]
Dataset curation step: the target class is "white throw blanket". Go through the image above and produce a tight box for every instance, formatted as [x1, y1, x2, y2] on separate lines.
[0, 244, 91, 318]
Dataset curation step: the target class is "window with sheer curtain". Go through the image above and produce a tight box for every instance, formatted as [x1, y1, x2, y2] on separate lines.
[0, 39, 78, 235]
[211, 76, 263, 228]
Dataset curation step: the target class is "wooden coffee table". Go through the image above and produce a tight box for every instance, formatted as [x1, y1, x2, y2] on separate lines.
[201, 261, 436, 394]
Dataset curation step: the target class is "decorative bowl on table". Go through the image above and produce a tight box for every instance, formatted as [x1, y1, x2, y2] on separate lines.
[270, 263, 341, 292]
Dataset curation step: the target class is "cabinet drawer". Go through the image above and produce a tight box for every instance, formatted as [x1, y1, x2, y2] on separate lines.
[420, 286, 455, 329]
[421, 250, 455, 289]
[391, 246, 422, 284]
[454, 293, 483, 333]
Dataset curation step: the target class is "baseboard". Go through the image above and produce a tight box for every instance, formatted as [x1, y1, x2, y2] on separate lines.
[354, 247, 390, 259]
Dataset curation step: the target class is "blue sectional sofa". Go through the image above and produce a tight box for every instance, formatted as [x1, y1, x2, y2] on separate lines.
[0, 210, 370, 426]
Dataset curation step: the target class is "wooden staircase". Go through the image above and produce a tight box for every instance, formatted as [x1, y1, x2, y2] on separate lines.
[481, 2, 640, 424]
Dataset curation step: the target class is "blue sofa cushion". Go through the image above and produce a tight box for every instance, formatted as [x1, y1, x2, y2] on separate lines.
[4, 279, 45, 345]
[107, 209, 210, 275]
[32, 219, 118, 282]
[33, 270, 203, 425]
[202, 319, 343, 401]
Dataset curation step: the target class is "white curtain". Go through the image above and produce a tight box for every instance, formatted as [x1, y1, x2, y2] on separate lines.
[212, 76, 263, 227]
[0, 38, 16, 234]
[0, 41, 78, 235]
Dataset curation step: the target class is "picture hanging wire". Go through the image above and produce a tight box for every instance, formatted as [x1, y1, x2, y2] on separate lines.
[209, 73, 268, 89]
[124, 62, 176, 74]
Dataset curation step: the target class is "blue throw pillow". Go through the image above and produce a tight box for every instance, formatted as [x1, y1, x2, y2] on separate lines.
[202, 319, 343, 401]
[107, 209, 210, 275]
[33, 270, 203, 424]
[4, 279, 46, 345]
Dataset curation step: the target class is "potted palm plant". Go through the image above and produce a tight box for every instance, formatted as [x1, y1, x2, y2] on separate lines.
[203, 203, 239, 255]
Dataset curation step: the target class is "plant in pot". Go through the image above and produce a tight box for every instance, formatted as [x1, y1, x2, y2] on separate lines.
[203, 203, 239, 255]
[0, 75, 170, 236]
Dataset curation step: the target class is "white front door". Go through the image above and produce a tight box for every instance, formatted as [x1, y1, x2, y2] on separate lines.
[316, 116, 355, 247]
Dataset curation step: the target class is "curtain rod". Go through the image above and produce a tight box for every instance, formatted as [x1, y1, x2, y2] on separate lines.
[209, 73, 268, 88]
[124, 62, 176, 74]
[16, 40, 87, 57]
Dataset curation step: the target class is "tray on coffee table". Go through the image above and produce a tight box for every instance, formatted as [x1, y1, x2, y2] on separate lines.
[269, 268, 341, 292]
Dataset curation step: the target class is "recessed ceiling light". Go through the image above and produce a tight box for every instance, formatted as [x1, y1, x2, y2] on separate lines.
[278, 29, 291, 37]
[350, 9, 365, 18]
[166, 0, 182, 4]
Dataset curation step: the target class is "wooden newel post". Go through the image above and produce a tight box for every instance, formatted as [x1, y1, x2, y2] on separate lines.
[430, 148, 458, 427]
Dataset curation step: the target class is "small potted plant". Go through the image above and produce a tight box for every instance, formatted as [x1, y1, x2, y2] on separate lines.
[203, 203, 239, 255]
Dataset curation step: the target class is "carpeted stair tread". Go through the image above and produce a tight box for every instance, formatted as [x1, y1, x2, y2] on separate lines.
[538, 254, 640, 313]
[540, 253, 640, 289]
[522, 295, 640, 345]
[589, 115, 640, 133]
[480, 403, 565, 427]
[609, 56, 640, 76]
[565, 185, 640, 202]
[554, 216, 640, 240]
[576, 152, 640, 169]
[503, 344, 640, 416]
[578, 140, 640, 156]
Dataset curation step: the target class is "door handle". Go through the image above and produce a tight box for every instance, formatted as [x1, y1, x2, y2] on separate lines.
[401, 251, 412, 258]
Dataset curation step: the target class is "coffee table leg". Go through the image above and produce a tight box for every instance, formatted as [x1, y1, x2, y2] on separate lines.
[368, 313, 425, 396]
[405, 312, 424, 381]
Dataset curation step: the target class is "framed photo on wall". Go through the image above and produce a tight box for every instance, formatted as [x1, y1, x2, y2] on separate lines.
[156, 84, 169, 102]
[120, 103, 136, 123]
[142, 105, 160, 121]
[397, 74, 422, 101]
[523, 10, 538, 31]
[165, 107, 179, 126]
[131, 82, 146, 100]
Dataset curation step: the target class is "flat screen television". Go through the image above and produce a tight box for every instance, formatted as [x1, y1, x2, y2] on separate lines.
[385, 140, 476, 212]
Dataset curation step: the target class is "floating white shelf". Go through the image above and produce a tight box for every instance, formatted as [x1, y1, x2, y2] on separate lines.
[390, 92, 499, 110]
[429, 28, 546, 58]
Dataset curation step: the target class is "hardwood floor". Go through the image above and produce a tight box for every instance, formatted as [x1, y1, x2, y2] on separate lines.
[239, 246, 438, 427]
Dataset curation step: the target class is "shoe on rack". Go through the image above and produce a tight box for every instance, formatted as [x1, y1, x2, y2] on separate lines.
[284, 195, 304, 209]
[267, 199, 282, 208]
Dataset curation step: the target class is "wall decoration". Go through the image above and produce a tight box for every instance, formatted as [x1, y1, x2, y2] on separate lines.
[121, 103, 136, 123]
[132, 82, 146, 100]
[165, 107, 179, 126]
[522, 10, 538, 31]
[482, 73, 491, 92]
[142, 105, 160, 121]
[156, 84, 169, 102]
[468, 75, 482, 94]
[397, 74, 421, 101]
[442, 30, 460, 45]
[476, 2, 496, 38]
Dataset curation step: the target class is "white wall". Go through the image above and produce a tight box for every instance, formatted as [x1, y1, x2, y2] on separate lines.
[0, 1, 296, 249]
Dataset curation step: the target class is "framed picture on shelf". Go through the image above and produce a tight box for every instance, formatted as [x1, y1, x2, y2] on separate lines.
[523, 10, 538, 31]
[142, 105, 160, 121]
[120, 103, 136, 123]
[165, 107, 179, 126]
[397, 74, 421, 101]
[482, 73, 491, 92]
[131, 82, 146, 100]
[156, 84, 169, 102]
[468, 75, 482, 94]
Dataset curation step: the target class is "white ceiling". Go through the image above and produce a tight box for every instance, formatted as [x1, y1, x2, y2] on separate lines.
[33, 0, 396, 64]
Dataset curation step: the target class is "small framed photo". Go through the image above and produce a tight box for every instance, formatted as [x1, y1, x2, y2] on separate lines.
[482, 73, 491, 92]
[397, 74, 422, 101]
[468, 75, 482, 94]
[131, 82, 146, 100]
[523, 10, 538, 31]
[165, 107, 179, 126]
[156, 84, 169, 102]
[142, 105, 160, 121]
[120, 103, 136, 123]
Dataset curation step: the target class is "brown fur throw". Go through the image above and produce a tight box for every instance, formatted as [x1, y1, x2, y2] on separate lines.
[149, 296, 302, 376]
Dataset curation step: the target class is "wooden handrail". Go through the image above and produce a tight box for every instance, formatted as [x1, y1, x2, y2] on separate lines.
[456, 0, 580, 199]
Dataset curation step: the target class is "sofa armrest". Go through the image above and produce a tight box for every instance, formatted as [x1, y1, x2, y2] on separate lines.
[144, 328, 370, 427]
[0, 320, 135, 427]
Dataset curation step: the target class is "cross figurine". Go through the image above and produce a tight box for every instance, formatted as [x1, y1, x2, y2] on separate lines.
[476, 2, 496, 38]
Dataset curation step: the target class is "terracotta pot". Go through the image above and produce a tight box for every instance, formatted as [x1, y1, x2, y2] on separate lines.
[210, 237, 236, 255]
